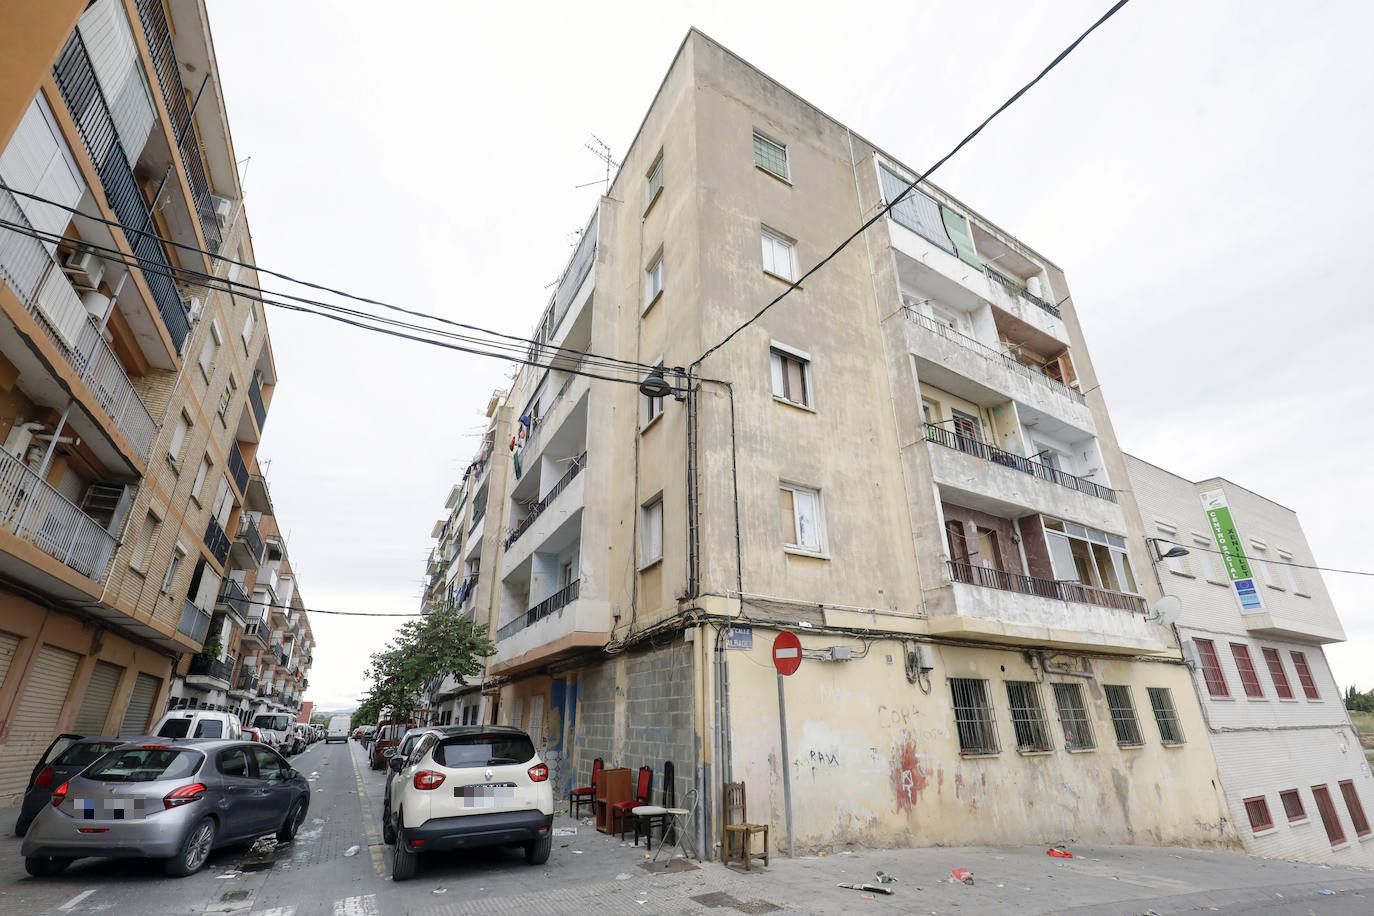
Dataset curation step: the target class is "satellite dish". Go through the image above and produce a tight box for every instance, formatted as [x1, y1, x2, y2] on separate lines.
[1148, 595, 1182, 627]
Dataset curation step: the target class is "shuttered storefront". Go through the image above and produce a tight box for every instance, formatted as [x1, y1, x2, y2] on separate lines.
[0, 644, 80, 801]
[119, 672, 161, 736]
[0, 632, 19, 692]
[74, 660, 124, 736]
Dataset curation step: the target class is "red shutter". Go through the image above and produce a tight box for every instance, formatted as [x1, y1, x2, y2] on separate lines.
[1195, 639, 1229, 698]
[1261, 648, 1293, 699]
[1290, 651, 1320, 700]
[1243, 796, 1273, 832]
[1280, 789, 1305, 822]
[1312, 784, 1347, 847]
[1229, 644, 1263, 698]
[1340, 780, 1371, 837]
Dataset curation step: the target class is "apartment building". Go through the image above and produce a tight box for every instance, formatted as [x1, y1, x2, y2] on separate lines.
[422, 30, 1244, 855]
[0, 0, 295, 801]
[1126, 456, 1372, 865]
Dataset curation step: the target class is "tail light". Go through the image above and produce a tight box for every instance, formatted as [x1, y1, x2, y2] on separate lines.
[413, 770, 446, 790]
[51, 781, 69, 808]
[34, 766, 55, 787]
[528, 763, 549, 783]
[163, 783, 207, 809]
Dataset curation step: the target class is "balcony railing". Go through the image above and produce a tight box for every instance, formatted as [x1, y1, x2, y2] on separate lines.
[505, 452, 586, 549]
[188, 655, 233, 682]
[528, 210, 597, 359]
[521, 373, 577, 457]
[0, 448, 117, 581]
[498, 578, 580, 641]
[178, 598, 211, 643]
[243, 618, 268, 643]
[52, 33, 190, 351]
[204, 516, 230, 564]
[949, 560, 1146, 614]
[248, 376, 267, 430]
[218, 578, 249, 618]
[905, 309, 1085, 406]
[133, 0, 222, 254]
[236, 513, 264, 565]
[235, 670, 259, 693]
[227, 441, 249, 493]
[924, 423, 1116, 503]
[985, 266, 1060, 319]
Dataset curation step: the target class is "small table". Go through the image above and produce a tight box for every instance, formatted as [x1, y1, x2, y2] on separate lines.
[631, 805, 666, 848]
[650, 807, 693, 866]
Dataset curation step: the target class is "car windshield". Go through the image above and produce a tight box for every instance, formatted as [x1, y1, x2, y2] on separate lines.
[156, 718, 192, 739]
[435, 734, 536, 767]
[53, 741, 122, 768]
[85, 748, 203, 782]
[253, 715, 291, 731]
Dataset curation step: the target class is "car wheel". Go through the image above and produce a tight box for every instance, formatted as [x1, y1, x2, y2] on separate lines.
[277, 799, 307, 843]
[391, 814, 418, 881]
[24, 855, 73, 877]
[14, 815, 31, 837]
[165, 816, 216, 877]
[382, 803, 396, 846]
[525, 834, 552, 866]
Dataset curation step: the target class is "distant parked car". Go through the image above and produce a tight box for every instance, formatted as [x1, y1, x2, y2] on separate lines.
[152, 709, 242, 741]
[288, 723, 309, 754]
[359, 725, 376, 746]
[13, 736, 125, 836]
[21, 739, 310, 878]
[244, 727, 265, 744]
[368, 723, 413, 771]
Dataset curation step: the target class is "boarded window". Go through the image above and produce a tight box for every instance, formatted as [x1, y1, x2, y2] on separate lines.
[1340, 780, 1371, 837]
[1312, 784, 1347, 847]
[1004, 681, 1051, 752]
[949, 678, 998, 755]
[1052, 682, 1095, 750]
[1104, 685, 1143, 746]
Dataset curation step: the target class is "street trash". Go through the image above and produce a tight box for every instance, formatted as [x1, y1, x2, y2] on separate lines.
[840, 850, 854, 856]
[818, 850, 829, 857]
[861, 894, 874, 900]
[572, 850, 584, 855]
[1319, 889, 1335, 896]
[553, 826, 577, 836]
[1047, 846, 1074, 859]
[344, 845, 360, 857]
[875, 871, 898, 884]
[950, 867, 975, 886]
[838, 883, 895, 896]
[433, 888, 447, 895]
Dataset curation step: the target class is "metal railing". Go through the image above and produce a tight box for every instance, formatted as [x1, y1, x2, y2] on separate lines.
[235, 670, 259, 693]
[52, 32, 190, 351]
[242, 619, 268, 643]
[948, 560, 1146, 613]
[924, 423, 1116, 502]
[133, 0, 222, 254]
[520, 372, 577, 458]
[247, 376, 267, 430]
[227, 441, 249, 493]
[904, 309, 1085, 406]
[204, 516, 230, 564]
[0, 448, 117, 580]
[218, 578, 249, 617]
[236, 513, 264, 564]
[528, 209, 598, 359]
[505, 452, 586, 549]
[498, 579, 581, 641]
[178, 598, 211, 643]
[984, 266, 1060, 319]
[188, 655, 232, 681]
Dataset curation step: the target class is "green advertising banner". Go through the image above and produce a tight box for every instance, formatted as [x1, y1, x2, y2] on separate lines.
[1199, 489, 1263, 613]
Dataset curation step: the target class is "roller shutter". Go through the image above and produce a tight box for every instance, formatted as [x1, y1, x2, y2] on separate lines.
[0, 644, 80, 801]
[0, 632, 19, 691]
[119, 672, 161, 736]
[74, 660, 124, 736]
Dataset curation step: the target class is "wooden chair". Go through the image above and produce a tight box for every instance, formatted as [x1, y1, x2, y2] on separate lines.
[635, 761, 674, 849]
[569, 757, 602, 818]
[610, 765, 653, 840]
[722, 781, 768, 870]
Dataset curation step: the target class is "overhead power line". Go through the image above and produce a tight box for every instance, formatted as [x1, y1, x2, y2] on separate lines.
[1155, 538, 1374, 579]
[692, 0, 1133, 369]
[241, 597, 425, 618]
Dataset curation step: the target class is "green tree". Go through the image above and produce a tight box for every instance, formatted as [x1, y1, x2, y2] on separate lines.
[359, 612, 494, 724]
[1345, 685, 1374, 714]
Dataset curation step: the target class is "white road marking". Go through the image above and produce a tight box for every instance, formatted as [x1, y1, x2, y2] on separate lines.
[58, 889, 97, 911]
[249, 909, 297, 916]
[332, 895, 379, 916]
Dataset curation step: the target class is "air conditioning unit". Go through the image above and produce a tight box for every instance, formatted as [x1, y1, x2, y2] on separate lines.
[1184, 639, 1203, 670]
[212, 195, 234, 229]
[63, 249, 104, 289]
[182, 295, 204, 323]
[80, 290, 112, 324]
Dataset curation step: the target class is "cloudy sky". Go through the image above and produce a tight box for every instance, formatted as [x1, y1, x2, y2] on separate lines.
[206, 0, 1372, 711]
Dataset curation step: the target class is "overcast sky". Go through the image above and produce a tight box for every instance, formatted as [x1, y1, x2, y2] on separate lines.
[206, 0, 1372, 712]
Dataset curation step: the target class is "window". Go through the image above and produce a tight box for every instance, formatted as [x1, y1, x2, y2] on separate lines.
[644, 251, 664, 307]
[949, 678, 998, 755]
[1280, 789, 1306, 822]
[1147, 687, 1185, 745]
[1193, 534, 1222, 580]
[1052, 682, 1095, 750]
[219, 376, 236, 420]
[133, 511, 159, 572]
[640, 496, 663, 567]
[945, 519, 971, 565]
[1004, 681, 1051, 752]
[1244, 796, 1274, 833]
[1312, 784, 1347, 847]
[1042, 517, 1139, 595]
[646, 155, 663, 205]
[218, 746, 251, 778]
[1261, 647, 1294, 699]
[1156, 522, 1187, 574]
[1104, 685, 1144, 746]
[761, 227, 797, 281]
[1278, 550, 1304, 593]
[1194, 638, 1230, 698]
[161, 542, 187, 594]
[1290, 651, 1320, 699]
[191, 455, 211, 504]
[197, 318, 222, 379]
[167, 411, 191, 466]
[642, 361, 664, 426]
[1339, 780, 1371, 837]
[1252, 541, 1279, 588]
[251, 746, 289, 782]
[779, 483, 824, 554]
[1229, 643, 1264, 698]
[951, 409, 982, 443]
[241, 307, 256, 352]
[770, 344, 811, 407]
[752, 129, 788, 180]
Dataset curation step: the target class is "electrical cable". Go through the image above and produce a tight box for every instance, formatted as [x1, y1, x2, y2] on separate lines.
[692, 0, 1133, 369]
[1154, 538, 1374, 579]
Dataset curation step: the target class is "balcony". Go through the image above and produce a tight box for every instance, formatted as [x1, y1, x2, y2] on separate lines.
[231, 513, 264, 567]
[0, 448, 117, 582]
[203, 516, 230, 565]
[498, 578, 581, 641]
[187, 655, 232, 684]
[527, 209, 597, 360]
[227, 442, 250, 495]
[925, 424, 1113, 501]
[217, 578, 249, 619]
[232, 670, 259, 695]
[490, 579, 610, 676]
[178, 598, 211, 644]
[247, 375, 268, 432]
[505, 453, 586, 550]
[242, 618, 268, 647]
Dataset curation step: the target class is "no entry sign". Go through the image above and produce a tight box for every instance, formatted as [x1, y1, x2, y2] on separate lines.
[772, 631, 802, 676]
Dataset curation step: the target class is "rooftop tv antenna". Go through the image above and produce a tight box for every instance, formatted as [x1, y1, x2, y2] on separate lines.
[577, 134, 620, 194]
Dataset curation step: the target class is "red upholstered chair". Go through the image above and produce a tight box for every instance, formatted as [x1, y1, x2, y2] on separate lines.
[569, 757, 601, 818]
[611, 765, 653, 840]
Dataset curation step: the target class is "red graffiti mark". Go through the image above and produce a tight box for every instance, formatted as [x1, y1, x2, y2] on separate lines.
[891, 736, 929, 812]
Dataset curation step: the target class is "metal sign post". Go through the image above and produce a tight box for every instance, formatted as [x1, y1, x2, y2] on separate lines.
[772, 632, 801, 857]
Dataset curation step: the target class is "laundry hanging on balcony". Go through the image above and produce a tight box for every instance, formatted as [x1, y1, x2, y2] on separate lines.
[510, 435, 524, 480]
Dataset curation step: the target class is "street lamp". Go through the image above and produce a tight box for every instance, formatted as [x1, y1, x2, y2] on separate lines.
[1146, 537, 1189, 562]
[638, 366, 687, 401]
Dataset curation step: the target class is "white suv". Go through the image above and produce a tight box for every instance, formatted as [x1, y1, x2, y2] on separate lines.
[385, 726, 553, 880]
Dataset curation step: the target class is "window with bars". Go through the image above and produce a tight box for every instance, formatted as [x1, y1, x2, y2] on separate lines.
[1104, 685, 1144, 746]
[949, 678, 998, 755]
[1004, 681, 1051, 752]
[1280, 789, 1306, 822]
[1193, 638, 1230, 698]
[753, 129, 789, 180]
[1244, 796, 1274, 832]
[1312, 784, 1347, 847]
[1147, 687, 1185, 745]
[1290, 651, 1320, 699]
[1261, 647, 1294, 699]
[1340, 780, 1371, 837]
[1229, 643, 1264, 698]
[1052, 682, 1095, 750]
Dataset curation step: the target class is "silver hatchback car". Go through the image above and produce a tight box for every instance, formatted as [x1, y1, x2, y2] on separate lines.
[21, 739, 310, 878]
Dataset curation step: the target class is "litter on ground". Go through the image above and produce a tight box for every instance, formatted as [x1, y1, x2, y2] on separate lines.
[950, 867, 974, 886]
[838, 883, 895, 896]
[344, 845, 360, 857]
[553, 827, 577, 836]
[1047, 846, 1074, 859]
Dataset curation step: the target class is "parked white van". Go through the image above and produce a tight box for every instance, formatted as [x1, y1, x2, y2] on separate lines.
[151, 708, 243, 741]
[326, 715, 351, 743]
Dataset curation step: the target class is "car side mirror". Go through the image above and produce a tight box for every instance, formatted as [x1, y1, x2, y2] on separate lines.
[383, 747, 397, 758]
[389, 756, 403, 774]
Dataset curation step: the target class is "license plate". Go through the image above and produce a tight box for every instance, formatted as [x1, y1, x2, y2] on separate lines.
[455, 783, 516, 807]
